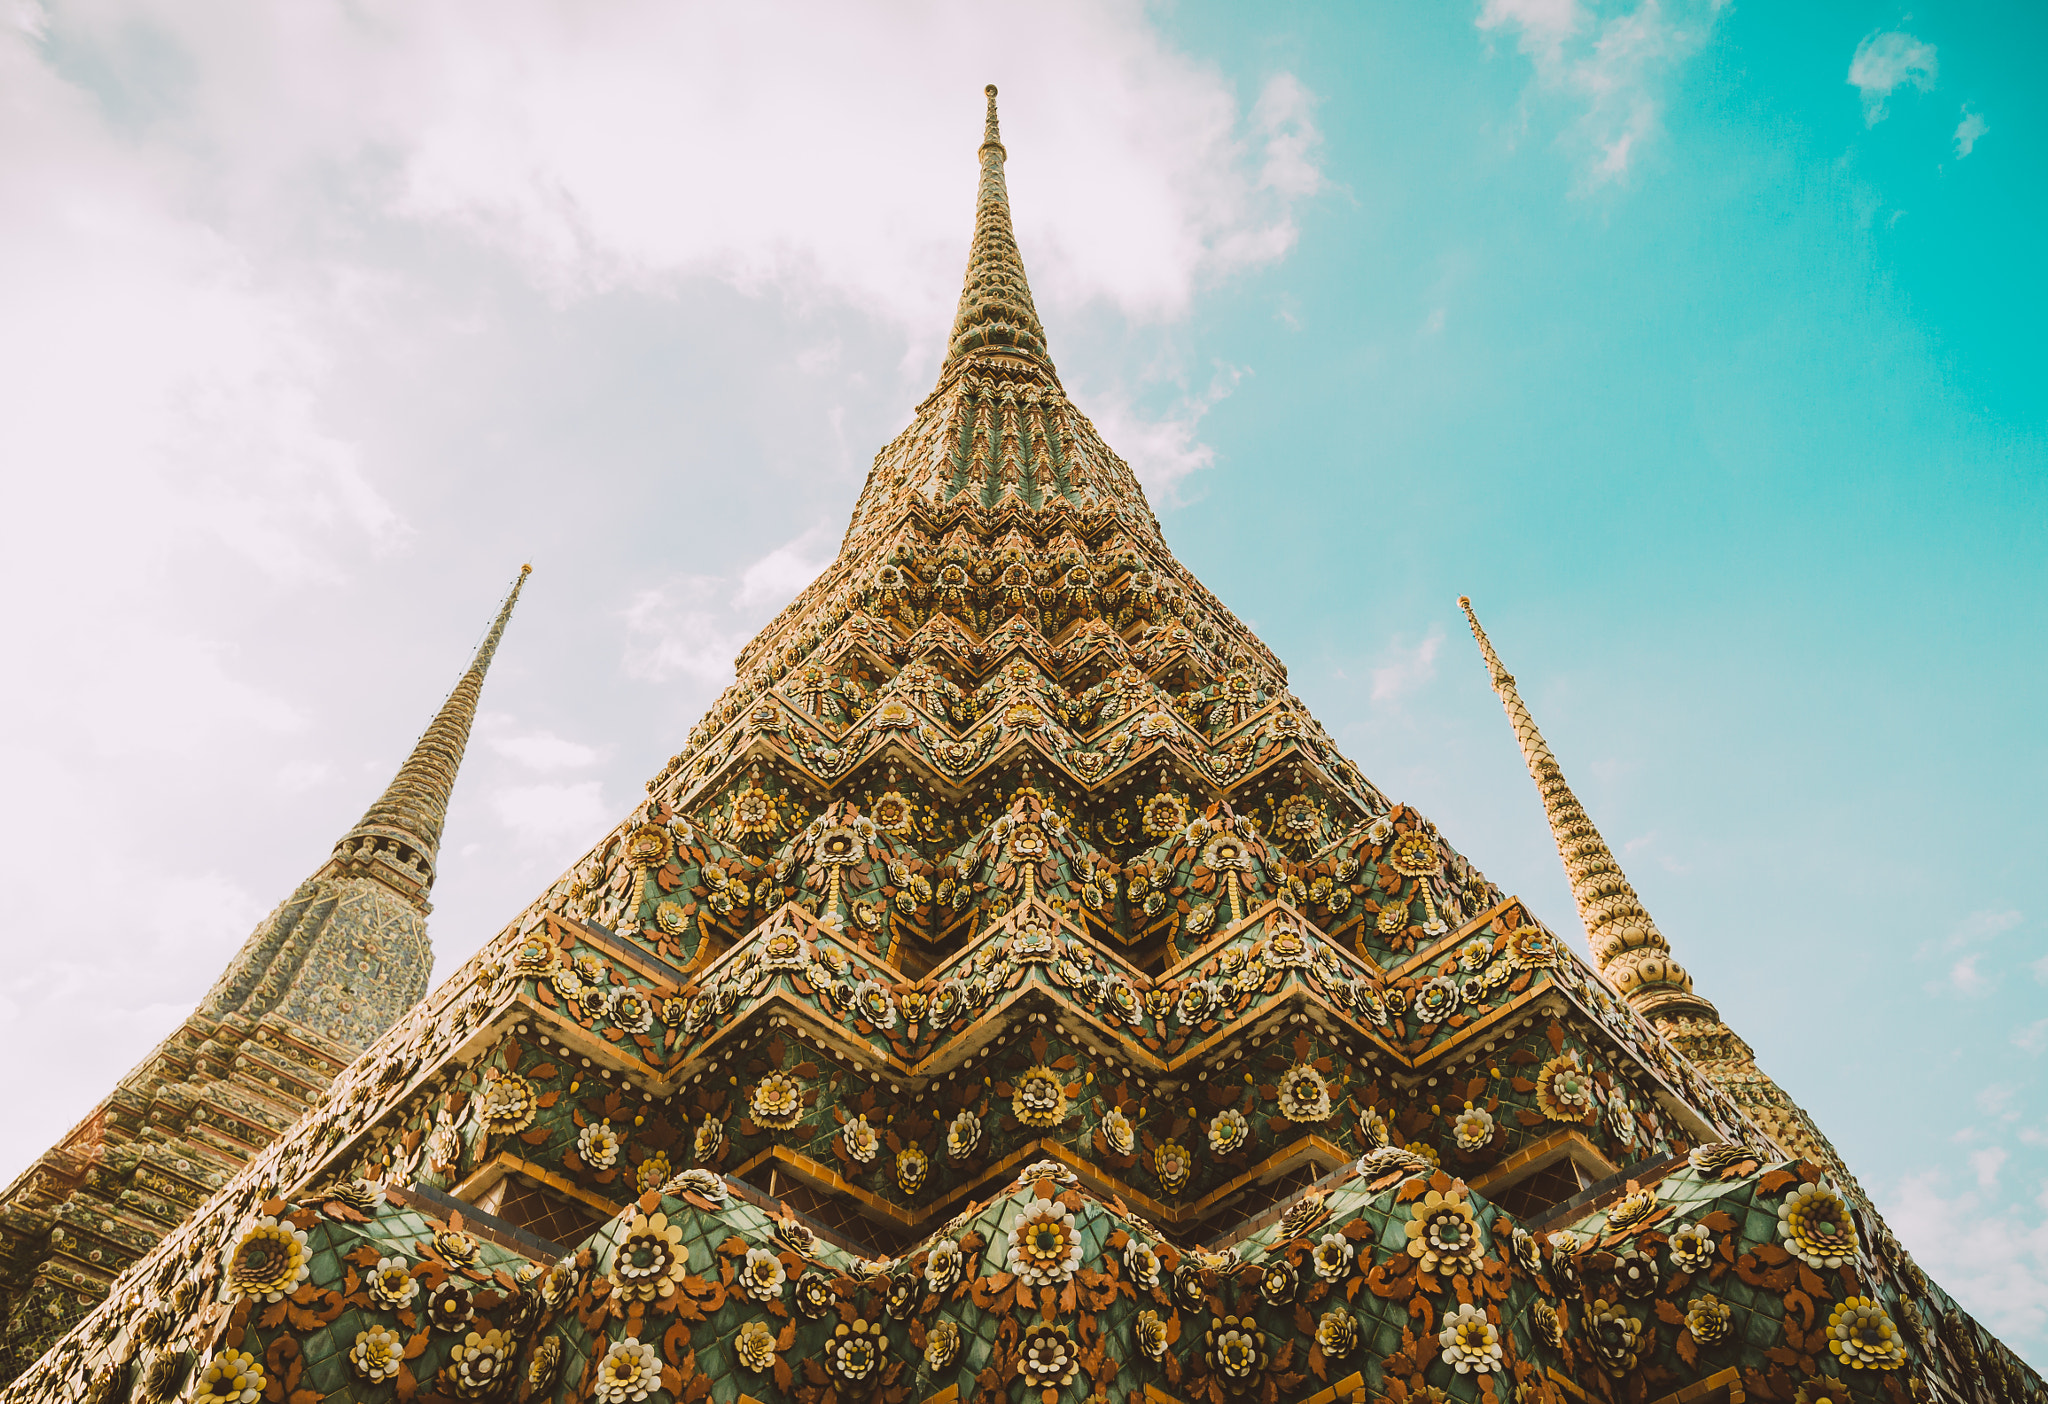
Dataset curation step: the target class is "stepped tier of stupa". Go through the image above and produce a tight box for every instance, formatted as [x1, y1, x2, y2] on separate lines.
[3, 87, 2034, 1404]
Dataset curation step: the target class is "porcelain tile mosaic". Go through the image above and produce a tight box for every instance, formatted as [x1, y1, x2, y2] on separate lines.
[0, 87, 2034, 1404]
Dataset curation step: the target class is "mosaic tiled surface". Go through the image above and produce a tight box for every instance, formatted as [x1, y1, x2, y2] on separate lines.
[3, 90, 2038, 1404]
[46, 1153, 2032, 1404]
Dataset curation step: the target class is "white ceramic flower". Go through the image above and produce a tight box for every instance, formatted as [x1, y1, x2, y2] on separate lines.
[1007, 1199, 1084, 1286]
[1438, 1302, 1503, 1374]
[349, 1326, 405, 1384]
[924, 1238, 966, 1294]
[579, 1119, 623, 1170]
[591, 1338, 663, 1403]
[946, 1109, 981, 1159]
[1451, 1104, 1495, 1152]
[1208, 1108, 1250, 1155]
[1276, 1064, 1333, 1122]
[1310, 1232, 1354, 1282]
[740, 1247, 788, 1302]
[842, 1114, 880, 1164]
[1667, 1221, 1715, 1274]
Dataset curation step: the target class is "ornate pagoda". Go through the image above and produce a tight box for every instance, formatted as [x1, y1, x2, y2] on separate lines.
[0, 567, 527, 1380]
[3, 87, 2035, 1404]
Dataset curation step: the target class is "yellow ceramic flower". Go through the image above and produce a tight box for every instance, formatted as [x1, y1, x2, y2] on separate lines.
[591, 1338, 663, 1403]
[736, 1319, 778, 1373]
[349, 1326, 405, 1383]
[190, 1351, 265, 1404]
[1534, 1052, 1597, 1124]
[1437, 1303, 1502, 1374]
[445, 1329, 514, 1400]
[1012, 1066, 1068, 1127]
[1387, 831, 1442, 877]
[222, 1217, 310, 1303]
[1404, 1186, 1482, 1277]
[609, 1213, 689, 1302]
[1154, 1139, 1193, 1194]
[1829, 1297, 1907, 1370]
[750, 1072, 805, 1131]
[1685, 1293, 1732, 1346]
[1780, 1182, 1859, 1270]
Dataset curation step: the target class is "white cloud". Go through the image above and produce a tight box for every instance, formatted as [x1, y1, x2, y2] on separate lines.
[485, 722, 602, 772]
[1477, 0, 1722, 185]
[1950, 953, 1990, 996]
[733, 524, 835, 612]
[1849, 30, 1938, 126]
[1954, 107, 1989, 158]
[1371, 626, 1445, 705]
[1949, 907, 2024, 947]
[1250, 73, 1325, 200]
[1971, 1146, 2010, 1187]
[622, 575, 739, 686]
[1925, 907, 2024, 992]
[1882, 1167, 2048, 1348]
[2017, 1019, 2048, 1056]
[52, 1, 1321, 349]
[491, 780, 610, 847]
[1083, 363, 1246, 503]
[620, 524, 844, 685]
[276, 759, 333, 792]
[1978, 1083, 2020, 1118]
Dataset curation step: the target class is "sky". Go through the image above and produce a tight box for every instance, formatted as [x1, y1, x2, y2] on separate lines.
[1, 0, 2043, 1366]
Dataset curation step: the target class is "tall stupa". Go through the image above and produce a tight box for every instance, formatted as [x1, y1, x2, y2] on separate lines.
[2, 90, 2033, 1404]
[0, 567, 528, 1380]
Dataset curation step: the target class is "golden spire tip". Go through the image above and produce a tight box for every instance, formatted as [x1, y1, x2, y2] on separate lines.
[1457, 595, 1471, 608]
[981, 84, 1003, 151]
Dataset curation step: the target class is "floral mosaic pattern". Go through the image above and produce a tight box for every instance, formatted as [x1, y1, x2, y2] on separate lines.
[5, 91, 2038, 1404]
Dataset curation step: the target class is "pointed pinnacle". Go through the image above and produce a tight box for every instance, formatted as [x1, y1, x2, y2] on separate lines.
[326, 566, 531, 907]
[1457, 595, 1717, 1024]
[982, 83, 1003, 153]
[942, 84, 1051, 377]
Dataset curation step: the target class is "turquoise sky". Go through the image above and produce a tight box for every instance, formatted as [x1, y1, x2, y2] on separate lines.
[1, 0, 2042, 1369]
[1158, 0, 2048, 1365]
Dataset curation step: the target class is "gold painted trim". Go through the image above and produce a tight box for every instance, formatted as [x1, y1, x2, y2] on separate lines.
[1289, 1370, 1367, 1404]
[449, 1151, 623, 1220]
[727, 1145, 920, 1230]
[1644, 1366, 1744, 1404]
[1466, 1129, 1616, 1198]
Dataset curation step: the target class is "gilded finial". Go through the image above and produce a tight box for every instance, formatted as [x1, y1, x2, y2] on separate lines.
[1458, 596, 1716, 1025]
[325, 566, 532, 906]
[982, 83, 1003, 153]
[940, 82, 1049, 378]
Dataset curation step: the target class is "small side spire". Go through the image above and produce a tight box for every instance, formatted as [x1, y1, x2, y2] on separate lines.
[1457, 596, 1717, 1024]
[324, 566, 532, 909]
[941, 85, 1053, 377]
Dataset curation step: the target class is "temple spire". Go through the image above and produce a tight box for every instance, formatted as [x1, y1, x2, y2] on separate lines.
[1457, 596, 1718, 1024]
[941, 84, 1053, 378]
[324, 565, 531, 909]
